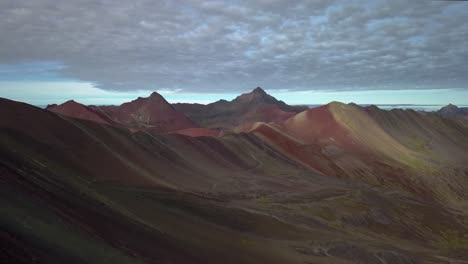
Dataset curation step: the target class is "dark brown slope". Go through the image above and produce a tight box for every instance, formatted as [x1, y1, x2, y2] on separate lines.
[2, 98, 468, 263]
[0, 97, 313, 263]
[173, 87, 308, 131]
[0, 97, 330, 264]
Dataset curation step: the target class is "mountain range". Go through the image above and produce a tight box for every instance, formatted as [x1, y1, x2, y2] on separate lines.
[174, 87, 308, 131]
[2, 87, 468, 264]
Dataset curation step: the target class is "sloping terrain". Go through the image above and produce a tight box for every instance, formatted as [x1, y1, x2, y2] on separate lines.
[2, 97, 468, 263]
[251, 102, 468, 204]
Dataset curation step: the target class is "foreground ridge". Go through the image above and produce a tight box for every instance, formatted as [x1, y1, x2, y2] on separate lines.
[1, 91, 468, 263]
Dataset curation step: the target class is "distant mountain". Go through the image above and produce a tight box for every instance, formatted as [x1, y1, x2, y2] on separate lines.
[46, 92, 198, 133]
[44, 88, 315, 133]
[90, 92, 198, 133]
[173, 87, 308, 130]
[231, 87, 306, 113]
[46, 100, 115, 125]
[437, 104, 468, 128]
[437, 103, 468, 117]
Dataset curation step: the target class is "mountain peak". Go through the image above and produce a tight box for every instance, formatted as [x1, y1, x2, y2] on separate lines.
[235, 87, 271, 103]
[129, 91, 167, 106]
[252, 86, 267, 95]
[149, 91, 164, 99]
[46, 99, 113, 125]
[437, 103, 467, 117]
[223, 86, 308, 115]
[439, 103, 459, 112]
[63, 100, 79, 105]
[106, 90, 196, 132]
[57, 100, 87, 108]
[445, 103, 458, 109]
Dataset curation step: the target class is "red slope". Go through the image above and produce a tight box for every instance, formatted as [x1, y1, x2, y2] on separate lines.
[250, 102, 468, 201]
[250, 122, 344, 176]
[46, 100, 114, 125]
[283, 104, 360, 151]
[249, 103, 404, 182]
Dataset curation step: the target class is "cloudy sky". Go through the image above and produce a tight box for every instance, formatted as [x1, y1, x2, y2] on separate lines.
[1, 0, 468, 105]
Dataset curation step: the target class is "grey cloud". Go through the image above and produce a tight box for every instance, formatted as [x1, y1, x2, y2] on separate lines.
[0, 0, 467, 92]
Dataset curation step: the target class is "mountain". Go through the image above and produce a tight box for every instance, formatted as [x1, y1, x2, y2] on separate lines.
[232, 87, 306, 113]
[437, 104, 468, 128]
[47, 92, 198, 133]
[2, 97, 468, 263]
[47, 88, 305, 133]
[90, 92, 198, 133]
[251, 102, 468, 199]
[46, 100, 114, 125]
[437, 104, 468, 117]
[173, 87, 308, 131]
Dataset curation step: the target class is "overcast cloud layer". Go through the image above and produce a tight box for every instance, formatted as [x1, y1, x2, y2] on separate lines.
[1, 0, 467, 93]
